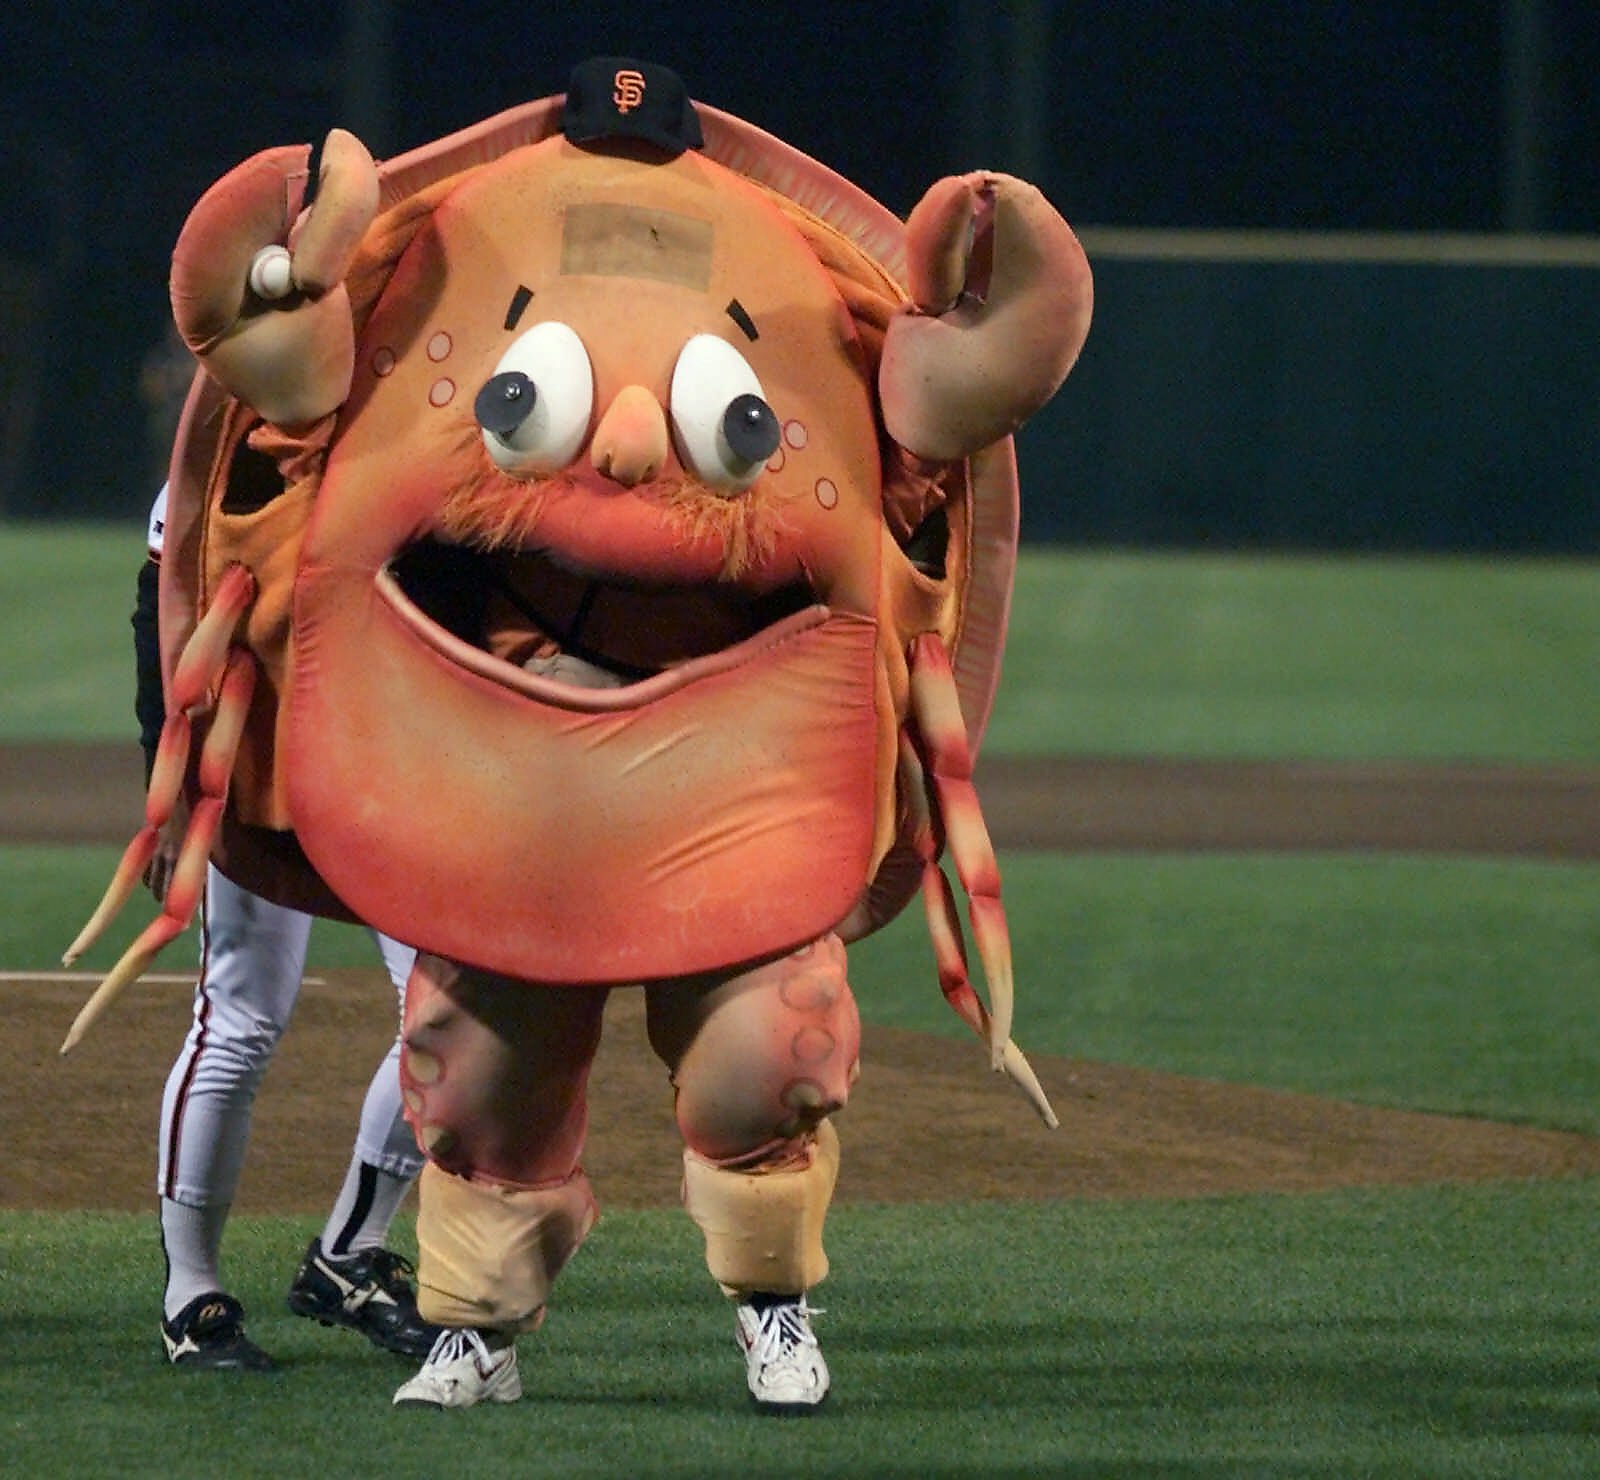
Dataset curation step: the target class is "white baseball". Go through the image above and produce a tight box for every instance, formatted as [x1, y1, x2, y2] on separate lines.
[248, 245, 296, 301]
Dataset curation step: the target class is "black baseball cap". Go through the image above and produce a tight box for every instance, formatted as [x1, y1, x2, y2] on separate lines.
[561, 57, 704, 156]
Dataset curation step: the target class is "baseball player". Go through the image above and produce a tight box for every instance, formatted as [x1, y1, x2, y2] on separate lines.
[138, 484, 439, 1371]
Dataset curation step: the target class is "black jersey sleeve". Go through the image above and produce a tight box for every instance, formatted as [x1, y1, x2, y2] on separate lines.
[132, 557, 164, 783]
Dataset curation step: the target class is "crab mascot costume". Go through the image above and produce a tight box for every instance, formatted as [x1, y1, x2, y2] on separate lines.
[65, 59, 1092, 1411]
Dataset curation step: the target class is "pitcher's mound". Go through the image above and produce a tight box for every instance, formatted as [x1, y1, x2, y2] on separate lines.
[14, 971, 1600, 1213]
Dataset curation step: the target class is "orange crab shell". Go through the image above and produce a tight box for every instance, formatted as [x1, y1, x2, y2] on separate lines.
[161, 98, 1020, 978]
[292, 137, 892, 982]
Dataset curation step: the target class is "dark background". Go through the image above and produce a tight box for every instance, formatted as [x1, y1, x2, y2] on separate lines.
[2, 2, 1596, 548]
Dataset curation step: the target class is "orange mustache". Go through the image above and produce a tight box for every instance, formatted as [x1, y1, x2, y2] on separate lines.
[436, 423, 787, 581]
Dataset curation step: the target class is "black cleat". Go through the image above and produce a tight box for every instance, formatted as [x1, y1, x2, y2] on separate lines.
[286, 1238, 441, 1358]
[161, 1291, 276, 1372]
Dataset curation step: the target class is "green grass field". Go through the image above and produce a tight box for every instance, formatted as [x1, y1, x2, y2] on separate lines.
[5, 524, 1599, 761]
[4, 524, 1598, 1474]
[7, 1189, 1600, 1477]
[1000, 549, 1600, 761]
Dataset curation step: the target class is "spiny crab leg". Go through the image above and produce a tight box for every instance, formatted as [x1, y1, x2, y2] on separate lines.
[907, 632, 1014, 1051]
[58, 797, 225, 1055]
[59, 566, 258, 1054]
[169, 564, 260, 716]
[61, 564, 256, 966]
[904, 635, 1058, 1128]
[59, 711, 191, 969]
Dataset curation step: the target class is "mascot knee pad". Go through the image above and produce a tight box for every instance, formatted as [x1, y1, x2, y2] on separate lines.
[669, 938, 862, 1162]
[415, 1161, 596, 1331]
[682, 1119, 840, 1295]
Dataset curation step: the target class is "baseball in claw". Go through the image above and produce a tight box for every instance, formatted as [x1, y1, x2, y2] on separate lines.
[65, 60, 1091, 1134]
[247, 246, 295, 301]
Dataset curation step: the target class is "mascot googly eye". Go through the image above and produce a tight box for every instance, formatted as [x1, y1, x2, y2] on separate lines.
[669, 334, 780, 492]
[476, 322, 595, 474]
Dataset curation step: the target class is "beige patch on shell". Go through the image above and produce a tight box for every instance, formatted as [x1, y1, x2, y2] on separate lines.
[561, 203, 714, 289]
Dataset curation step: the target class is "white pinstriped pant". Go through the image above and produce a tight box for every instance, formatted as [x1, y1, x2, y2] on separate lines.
[157, 865, 423, 1207]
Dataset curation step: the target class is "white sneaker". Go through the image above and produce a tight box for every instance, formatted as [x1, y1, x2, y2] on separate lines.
[392, 1327, 521, 1409]
[734, 1296, 829, 1413]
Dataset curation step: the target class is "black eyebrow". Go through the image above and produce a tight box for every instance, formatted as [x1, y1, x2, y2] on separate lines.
[725, 298, 758, 342]
[504, 285, 534, 331]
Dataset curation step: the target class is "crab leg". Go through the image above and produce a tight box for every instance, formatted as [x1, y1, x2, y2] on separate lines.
[59, 712, 191, 968]
[897, 733, 984, 1036]
[904, 636, 1058, 1127]
[61, 565, 257, 966]
[59, 568, 258, 1053]
[58, 797, 225, 1055]
[169, 564, 259, 714]
[907, 633, 1014, 1051]
[900, 734, 1057, 1128]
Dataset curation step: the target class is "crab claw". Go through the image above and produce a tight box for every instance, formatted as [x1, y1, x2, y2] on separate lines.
[880, 172, 1092, 462]
[169, 127, 379, 426]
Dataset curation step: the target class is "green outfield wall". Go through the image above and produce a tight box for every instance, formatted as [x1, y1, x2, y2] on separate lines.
[1016, 229, 1600, 552]
[7, 232, 1599, 553]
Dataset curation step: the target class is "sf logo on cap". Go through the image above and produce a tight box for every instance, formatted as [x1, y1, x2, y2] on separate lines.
[613, 69, 646, 113]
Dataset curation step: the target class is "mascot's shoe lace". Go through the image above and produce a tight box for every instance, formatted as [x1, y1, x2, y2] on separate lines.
[735, 1295, 829, 1414]
[160, 1290, 276, 1373]
[393, 1327, 522, 1409]
[286, 1238, 442, 1358]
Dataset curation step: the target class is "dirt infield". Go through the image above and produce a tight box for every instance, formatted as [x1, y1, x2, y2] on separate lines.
[8, 740, 1600, 1212]
[7, 742, 1600, 858]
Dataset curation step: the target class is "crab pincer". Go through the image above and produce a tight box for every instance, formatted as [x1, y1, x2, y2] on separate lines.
[169, 126, 378, 426]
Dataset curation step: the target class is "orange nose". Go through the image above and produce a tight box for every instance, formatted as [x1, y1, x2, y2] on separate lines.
[590, 385, 669, 487]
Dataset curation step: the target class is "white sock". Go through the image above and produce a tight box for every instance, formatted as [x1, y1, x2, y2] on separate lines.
[319, 1160, 412, 1258]
[160, 1197, 231, 1319]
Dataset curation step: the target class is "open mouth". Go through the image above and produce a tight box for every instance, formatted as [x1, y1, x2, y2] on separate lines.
[382, 536, 824, 709]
